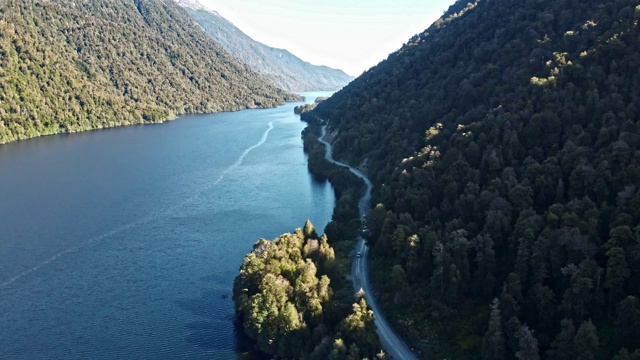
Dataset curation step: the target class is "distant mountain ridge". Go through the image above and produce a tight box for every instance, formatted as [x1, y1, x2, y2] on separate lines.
[176, 1, 354, 92]
[174, 0, 206, 11]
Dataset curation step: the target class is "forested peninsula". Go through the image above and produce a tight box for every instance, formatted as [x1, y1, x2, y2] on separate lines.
[233, 221, 382, 359]
[303, 0, 640, 358]
[0, 0, 299, 144]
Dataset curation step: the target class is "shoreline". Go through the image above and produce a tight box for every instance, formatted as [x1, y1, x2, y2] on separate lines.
[0, 97, 304, 146]
[315, 123, 419, 360]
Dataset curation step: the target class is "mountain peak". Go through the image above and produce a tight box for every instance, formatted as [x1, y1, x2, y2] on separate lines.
[184, 8, 353, 91]
[173, 0, 208, 11]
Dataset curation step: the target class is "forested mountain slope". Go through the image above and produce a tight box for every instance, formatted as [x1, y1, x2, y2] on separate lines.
[0, 0, 298, 144]
[177, 2, 354, 92]
[305, 0, 640, 358]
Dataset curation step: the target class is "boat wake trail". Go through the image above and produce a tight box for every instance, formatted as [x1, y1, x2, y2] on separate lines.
[0, 222, 144, 289]
[157, 120, 275, 215]
[211, 120, 274, 187]
[0, 121, 276, 290]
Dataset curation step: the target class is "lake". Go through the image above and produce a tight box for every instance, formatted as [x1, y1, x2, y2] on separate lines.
[0, 92, 335, 359]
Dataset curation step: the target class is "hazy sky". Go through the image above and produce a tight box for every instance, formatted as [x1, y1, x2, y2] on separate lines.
[197, 0, 456, 76]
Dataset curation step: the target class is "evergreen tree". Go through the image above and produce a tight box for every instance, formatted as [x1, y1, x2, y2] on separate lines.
[482, 298, 507, 360]
[547, 318, 576, 360]
[613, 348, 640, 360]
[573, 320, 599, 360]
[605, 247, 631, 303]
[516, 325, 540, 360]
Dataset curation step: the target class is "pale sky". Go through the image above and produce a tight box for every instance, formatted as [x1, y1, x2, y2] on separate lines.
[197, 0, 456, 76]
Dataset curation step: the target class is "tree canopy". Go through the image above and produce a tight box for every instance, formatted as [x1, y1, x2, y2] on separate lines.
[233, 221, 381, 359]
[303, 0, 640, 358]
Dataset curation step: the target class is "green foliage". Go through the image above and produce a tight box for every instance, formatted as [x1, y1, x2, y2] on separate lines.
[0, 0, 300, 144]
[296, 97, 329, 115]
[233, 221, 381, 359]
[516, 325, 540, 360]
[547, 319, 576, 360]
[340, 298, 379, 356]
[303, 0, 640, 358]
[483, 298, 507, 360]
[301, 122, 366, 242]
[614, 348, 640, 360]
[573, 320, 599, 360]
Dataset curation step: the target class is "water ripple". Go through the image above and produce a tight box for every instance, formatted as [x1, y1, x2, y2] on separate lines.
[0, 121, 276, 290]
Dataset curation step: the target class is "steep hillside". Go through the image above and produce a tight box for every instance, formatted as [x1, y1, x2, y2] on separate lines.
[0, 0, 299, 144]
[305, 0, 640, 358]
[177, 2, 354, 92]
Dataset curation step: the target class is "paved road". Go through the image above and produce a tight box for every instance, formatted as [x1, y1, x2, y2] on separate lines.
[318, 125, 418, 360]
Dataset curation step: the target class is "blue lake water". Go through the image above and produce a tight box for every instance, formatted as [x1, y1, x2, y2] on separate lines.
[0, 92, 335, 359]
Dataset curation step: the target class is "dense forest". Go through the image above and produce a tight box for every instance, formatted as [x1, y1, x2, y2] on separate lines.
[0, 0, 299, 144]
[304, 0, 640, 358]
[233, 221, 382, 359]
[178, 2, 354, 92]
[295, 97, 328, 115]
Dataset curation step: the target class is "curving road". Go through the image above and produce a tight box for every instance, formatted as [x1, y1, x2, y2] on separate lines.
[318, 125, 418, 360]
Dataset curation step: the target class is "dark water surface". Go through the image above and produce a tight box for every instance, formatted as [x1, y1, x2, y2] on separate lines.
[0, 92, 335, 359]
